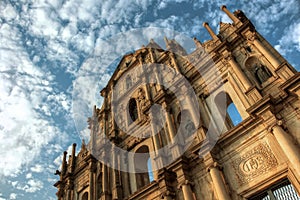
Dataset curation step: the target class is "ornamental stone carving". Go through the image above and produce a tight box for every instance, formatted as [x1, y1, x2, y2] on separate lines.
[232, 143, 278, 185]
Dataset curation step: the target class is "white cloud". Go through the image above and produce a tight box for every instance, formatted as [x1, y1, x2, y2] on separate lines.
[26, 173, 32, 179]
[0, 19, 65, 178]
[239, 0, 299, 34]
[16, 179, 44, 193]
[27, 7, 60, 38]
[9, 193, 17, 200]
[275, 22, 300, 55]
[0, 0, 298, 199]
[27, 179, 43, 193]
[11, 181, 18, 187]
[0, 2, 18, 21]
[30, 164, 43, 173]
[158, 0, 189, 9]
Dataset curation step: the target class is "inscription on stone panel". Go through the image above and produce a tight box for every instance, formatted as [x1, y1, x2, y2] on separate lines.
[232, 143, 278, 185]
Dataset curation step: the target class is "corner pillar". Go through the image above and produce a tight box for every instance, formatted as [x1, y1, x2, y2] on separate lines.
[89, 162, 96, 200]
[271, 122, 300, 176]
[102, 156, 110, 200]
[149, 111, 161, 153]
[208, 162, 231, 200]
[162, 102, 176, 143]
[180, 181, 194, 200]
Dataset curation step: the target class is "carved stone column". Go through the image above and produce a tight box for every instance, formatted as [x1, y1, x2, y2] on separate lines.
[203, 22, 219, 41]
[176, 160, 195, 200]
[220, 5, 240, 25]
[154, 66, 163, 91]
[112, 150, 118, 200]
[180, 181, 194, 200]
[110, 84, 117, 135]
[180, 87, 200, 128]
[149, 111, 161, 154]
[247, 32, 281, 69]
[102, 156, 110, 200]
[162, 102, 176, 142]
[139, 57, 152, 104]
[66, 181, 73, 200]
[271, 121, 300, 176]
[119, 153, 130, 198]
[112, 149, 122, 200]
[208, 162, 230, 200]
[89, 162, 96, 200]
[224, 52, 251, 91]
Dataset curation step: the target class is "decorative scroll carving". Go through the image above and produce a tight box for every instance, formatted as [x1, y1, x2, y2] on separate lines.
[232, 143, 278, 185]
[246, 32, 257, 42]
[137, 88, 146, 108]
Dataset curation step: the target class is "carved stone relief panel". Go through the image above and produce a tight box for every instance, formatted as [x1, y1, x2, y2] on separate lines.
[232, 143, 278, 185]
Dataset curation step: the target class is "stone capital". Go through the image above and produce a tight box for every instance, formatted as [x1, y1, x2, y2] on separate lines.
[246, 32, 258, 42]
[223, 51, 234, 62]
[207, 162, 223, 172]
[268, 120, 284, 133]
[177, 180, 194, 189]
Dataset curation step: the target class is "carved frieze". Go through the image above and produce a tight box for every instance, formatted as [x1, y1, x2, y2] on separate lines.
[232, 143, 278, 185]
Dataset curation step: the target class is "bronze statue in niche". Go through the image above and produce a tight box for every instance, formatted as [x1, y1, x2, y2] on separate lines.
[254, 63, 272, 84]
[245, 56, 272, 85]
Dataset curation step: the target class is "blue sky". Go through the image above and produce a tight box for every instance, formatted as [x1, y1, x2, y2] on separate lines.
[0, 0, 299, 199]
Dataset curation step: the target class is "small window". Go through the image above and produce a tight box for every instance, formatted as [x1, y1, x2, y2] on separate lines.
[129, 98, 138, 122]
[249, 179, 300, 200]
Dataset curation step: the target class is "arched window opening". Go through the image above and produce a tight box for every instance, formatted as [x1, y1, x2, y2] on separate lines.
[126, 75, 132, 90]
[215, 92, 242, 130]
[97, 173, 103, 198]
[129, 98, 138, 123]
[134, 145, 151, 190]
[227, 103, 242, 126]
[82, 192, 88, 200]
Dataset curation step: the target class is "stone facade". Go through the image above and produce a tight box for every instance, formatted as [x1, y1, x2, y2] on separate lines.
[54, 6, 300, 200]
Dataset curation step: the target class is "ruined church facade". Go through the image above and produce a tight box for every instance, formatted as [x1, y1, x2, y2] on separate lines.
[54, 6, 300, 200]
